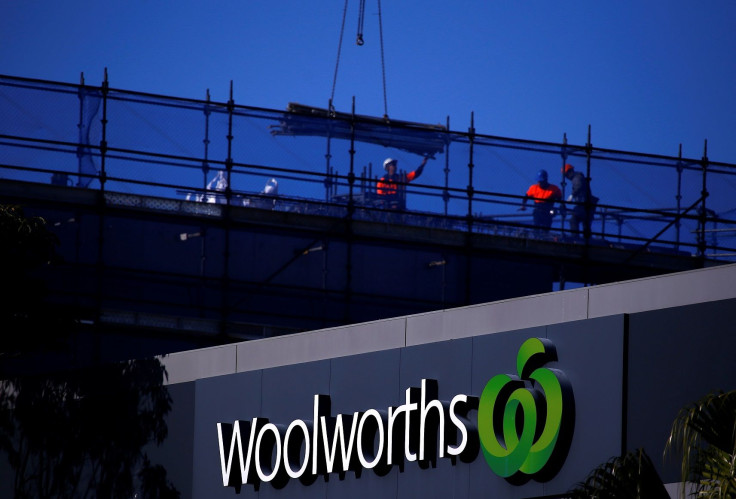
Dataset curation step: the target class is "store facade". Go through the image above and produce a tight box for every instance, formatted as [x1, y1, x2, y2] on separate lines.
[157, 264, 736, 498]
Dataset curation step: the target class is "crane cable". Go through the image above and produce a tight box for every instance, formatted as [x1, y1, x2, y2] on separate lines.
[377, 0, 388, 119]
[329, 0, 349, 112]
[330, 0, 389, 119]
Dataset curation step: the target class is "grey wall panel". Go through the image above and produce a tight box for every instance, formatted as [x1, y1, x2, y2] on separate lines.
[588, 264, 736, 318]
[544, 315, 625, 496]
[164, 344, 237, 385]
[324, 349, 402, 499]
[329, 349, 402, 415]
[181, 316, 630, 498]
[400, 339, 474, 396]
[397, 339, 474, 499]
[192, 370, 263, 499]
[257, 361, 332, 499]
[148, 382, 196, 499]
[405, 288, 588, 346]
[235, 318, 406, 372]
[626, 298, 736, 483]
[260, 360, 332, 425]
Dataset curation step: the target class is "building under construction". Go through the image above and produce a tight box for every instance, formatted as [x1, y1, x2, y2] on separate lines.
[0, 73, 735, 368]
[2, 74, 736, 499]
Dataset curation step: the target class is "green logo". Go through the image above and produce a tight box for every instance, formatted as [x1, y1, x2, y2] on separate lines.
[477, 338, 574, 478]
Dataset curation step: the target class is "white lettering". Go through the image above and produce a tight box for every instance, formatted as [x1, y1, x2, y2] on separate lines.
[216, 380, 474, 489]
[320, 412, 359, 473]
[420, 379, 446, 461]
[447, 394, 468, 456]
[284, 419, 310, 478]
[255, 423, 282, 482]
[387, 404, 405, 465]
[217, 419, 261, 486]
[357, 409, 384, 469]
[217, 422, 243, 486]
[404, 387, 419, 462]
[311, 394, 321, 475]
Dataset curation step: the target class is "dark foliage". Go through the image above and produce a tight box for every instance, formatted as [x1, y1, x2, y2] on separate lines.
[0, 205, 179, 497]
[0, 358, 179, 498]
[567, 448, 669, 499]
[0, 204, 75, 357]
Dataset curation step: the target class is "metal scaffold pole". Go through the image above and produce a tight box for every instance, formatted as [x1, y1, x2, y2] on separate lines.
[560, 132, 568, 235]
[698, 139, 709, 260]
[584, 125, 593, 242]
[94, 68, 110, 362]
[443, 116, 451, 216]
[465, 111, 476, 305]
[344, 96, 357, 323]
[466, 112, 475, 224]
[583, 125, 593, 286]
[76, 73, 85, 188]
[325, 99, 334, 203]
[99, 69, 109, 194]
[199, 89, 212, 296]
[222, 81, 235, 334]
[676, 143, 683, 251]
[203, 89, 211, 197]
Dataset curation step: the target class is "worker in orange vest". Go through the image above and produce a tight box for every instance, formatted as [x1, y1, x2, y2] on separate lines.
[519, 169, 562, 231]
[376, 156, 428, 210]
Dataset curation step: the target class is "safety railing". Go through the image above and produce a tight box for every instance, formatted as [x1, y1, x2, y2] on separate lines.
[1, 73, 735, 262]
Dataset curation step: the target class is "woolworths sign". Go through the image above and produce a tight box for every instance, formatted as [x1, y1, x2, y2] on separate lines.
[216, 337, 574, 489]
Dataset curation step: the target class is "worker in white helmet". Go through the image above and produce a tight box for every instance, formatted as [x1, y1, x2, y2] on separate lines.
[376, 156, 428, 210]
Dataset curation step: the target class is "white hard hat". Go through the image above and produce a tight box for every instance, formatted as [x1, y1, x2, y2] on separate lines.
[383, 158, 397, 170]
[263, 178, 278, 195]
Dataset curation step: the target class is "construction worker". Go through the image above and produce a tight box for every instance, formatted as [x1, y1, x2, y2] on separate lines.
[519, 169, 562, 231]
[562, 163, 598, 235]
[376, 156, 428, 210]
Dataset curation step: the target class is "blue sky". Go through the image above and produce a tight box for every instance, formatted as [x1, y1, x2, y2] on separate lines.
[3, 1, 735, 163]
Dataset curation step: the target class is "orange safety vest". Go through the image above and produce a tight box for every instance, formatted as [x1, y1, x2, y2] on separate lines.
[377, 170, 419, 197]
[526, 183, 561, 204]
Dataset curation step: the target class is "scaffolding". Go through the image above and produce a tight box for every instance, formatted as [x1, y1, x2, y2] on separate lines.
[1, 73, 734, 337]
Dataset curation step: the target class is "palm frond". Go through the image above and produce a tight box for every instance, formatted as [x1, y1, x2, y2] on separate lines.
[665, 390, 736, 498]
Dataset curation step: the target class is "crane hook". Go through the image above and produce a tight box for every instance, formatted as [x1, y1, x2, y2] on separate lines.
[356, 0, 366, 46]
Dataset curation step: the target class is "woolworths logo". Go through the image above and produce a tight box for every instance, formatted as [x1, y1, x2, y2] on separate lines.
[478, 337, 574, 479]
[216, 337, 574, 489]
